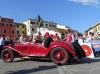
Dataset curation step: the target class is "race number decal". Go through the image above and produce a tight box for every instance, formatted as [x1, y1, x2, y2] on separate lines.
[81, 45, 92, 56]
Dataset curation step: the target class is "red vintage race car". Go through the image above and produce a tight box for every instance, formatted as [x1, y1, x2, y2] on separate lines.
[1, 40, 86, 65]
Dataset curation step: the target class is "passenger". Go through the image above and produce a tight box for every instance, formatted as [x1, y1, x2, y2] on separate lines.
[35, 32, 42, 43]
[43, 32, 53, 47]
[53, 33, 60, 40]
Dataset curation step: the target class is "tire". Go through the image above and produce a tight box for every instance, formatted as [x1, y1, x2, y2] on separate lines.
[1, 48, 14, 63]
[50, 47, 69, 65]
[73, 40, 86, 58]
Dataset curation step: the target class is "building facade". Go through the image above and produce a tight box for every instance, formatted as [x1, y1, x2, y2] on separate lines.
[15, 23, 26, 37]
[0, 16, 16, 38]
[87, 22, 100, 35]
[57, 24, 69, 33]
[23, 18, 57, 36]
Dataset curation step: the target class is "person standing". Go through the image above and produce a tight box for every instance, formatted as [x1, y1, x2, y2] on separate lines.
[61, 32, 65, 40]
[65, 29, 74, 43]
[20, 33, 25, 43]
[0, 36, 5, 58]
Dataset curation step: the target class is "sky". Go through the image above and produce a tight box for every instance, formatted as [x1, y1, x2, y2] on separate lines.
[0, 0, 100, 33]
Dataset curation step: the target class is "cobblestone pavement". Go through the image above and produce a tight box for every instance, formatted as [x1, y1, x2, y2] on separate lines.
[0, 57, 100, 74]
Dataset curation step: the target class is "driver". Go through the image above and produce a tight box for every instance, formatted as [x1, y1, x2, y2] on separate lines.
[43, 32, 53, 47]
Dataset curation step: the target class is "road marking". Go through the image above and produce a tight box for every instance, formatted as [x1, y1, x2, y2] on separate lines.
[57, 66, 65, 74]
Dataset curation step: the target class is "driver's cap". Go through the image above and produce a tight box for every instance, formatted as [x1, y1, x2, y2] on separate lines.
[45, 32, 49, 36]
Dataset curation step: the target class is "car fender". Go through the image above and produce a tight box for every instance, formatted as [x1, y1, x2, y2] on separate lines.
[49, 43, 76, 56]
[3, 46, 21, 55]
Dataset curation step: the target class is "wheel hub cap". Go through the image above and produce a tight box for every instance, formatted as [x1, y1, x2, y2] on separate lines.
[57, 54, 60, 58]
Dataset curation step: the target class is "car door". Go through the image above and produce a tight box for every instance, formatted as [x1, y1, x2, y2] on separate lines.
[34, 43, 48, 56]
[15, 43, 29, 54]
[27, 42, 37, 54]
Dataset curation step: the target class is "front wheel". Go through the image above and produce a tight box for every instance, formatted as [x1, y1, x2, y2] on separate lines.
[1, 48, 14, 63]
[50, 47, 69, 65]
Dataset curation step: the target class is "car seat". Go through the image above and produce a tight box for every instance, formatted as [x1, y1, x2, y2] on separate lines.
[73, 40, 86, 59]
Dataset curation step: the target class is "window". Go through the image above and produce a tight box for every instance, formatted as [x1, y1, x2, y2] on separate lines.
[49, 24, 52, 27]
[98, 26, 100, 31]
[28, 29, 29, 32]
[37, 22, 39, 25]
[0, 23, 1, 26]
[66, 26, 68, 28]
[22, 31, 24, 34]
[4, 29, 6, 34]
[4, 23, 7, 26]
[0, 23, 3, 26]
[12, 30, 14, 34]
[9, 20, 13, 22]
[17, 31, 19, 34]
[53, 25, 54, 27]
[31, 22, 35, 24]
[2, 19, 5, 22]
[11, 24, 15, 27]
[22, 26, 24, 28]
[94, 28, 97, 33]
[46, 24, 48, 26]
[31, 22, 33, 24]
[32, 28, 34, 31]
[33, 22, 35, 24]
[17, 25, 19, 28]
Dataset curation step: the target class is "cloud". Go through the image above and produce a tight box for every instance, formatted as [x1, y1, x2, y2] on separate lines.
[69, 0, 100, 7]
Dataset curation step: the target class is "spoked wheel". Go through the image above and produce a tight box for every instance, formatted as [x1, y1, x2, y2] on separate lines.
[1, 48, 14, 63]
[50, 47, 69, 65]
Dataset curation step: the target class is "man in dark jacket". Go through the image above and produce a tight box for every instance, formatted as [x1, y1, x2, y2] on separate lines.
[43, 32, 53, 47]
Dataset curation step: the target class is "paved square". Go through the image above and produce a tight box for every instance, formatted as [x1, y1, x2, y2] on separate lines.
[0, 57, 100, 74]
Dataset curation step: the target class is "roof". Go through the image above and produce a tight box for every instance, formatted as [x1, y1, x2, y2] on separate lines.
[23, 18, 57, 24]
[87, 22, 100, 31]
[14, 22, 26, 26]
[0, 16, 14, 20]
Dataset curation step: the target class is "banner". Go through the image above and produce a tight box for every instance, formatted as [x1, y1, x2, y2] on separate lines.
[80, 43, 95, 58]
[88, 40, 100, 51]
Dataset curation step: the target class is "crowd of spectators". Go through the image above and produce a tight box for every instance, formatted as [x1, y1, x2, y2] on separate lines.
[0, 29, 100, 58]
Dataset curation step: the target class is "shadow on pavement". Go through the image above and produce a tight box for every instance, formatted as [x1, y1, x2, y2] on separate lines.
[14, 58, 52, 63]
[67, 58, 100, 65]
[5, 65, 57, 74]
[11, 57, 100, 65]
